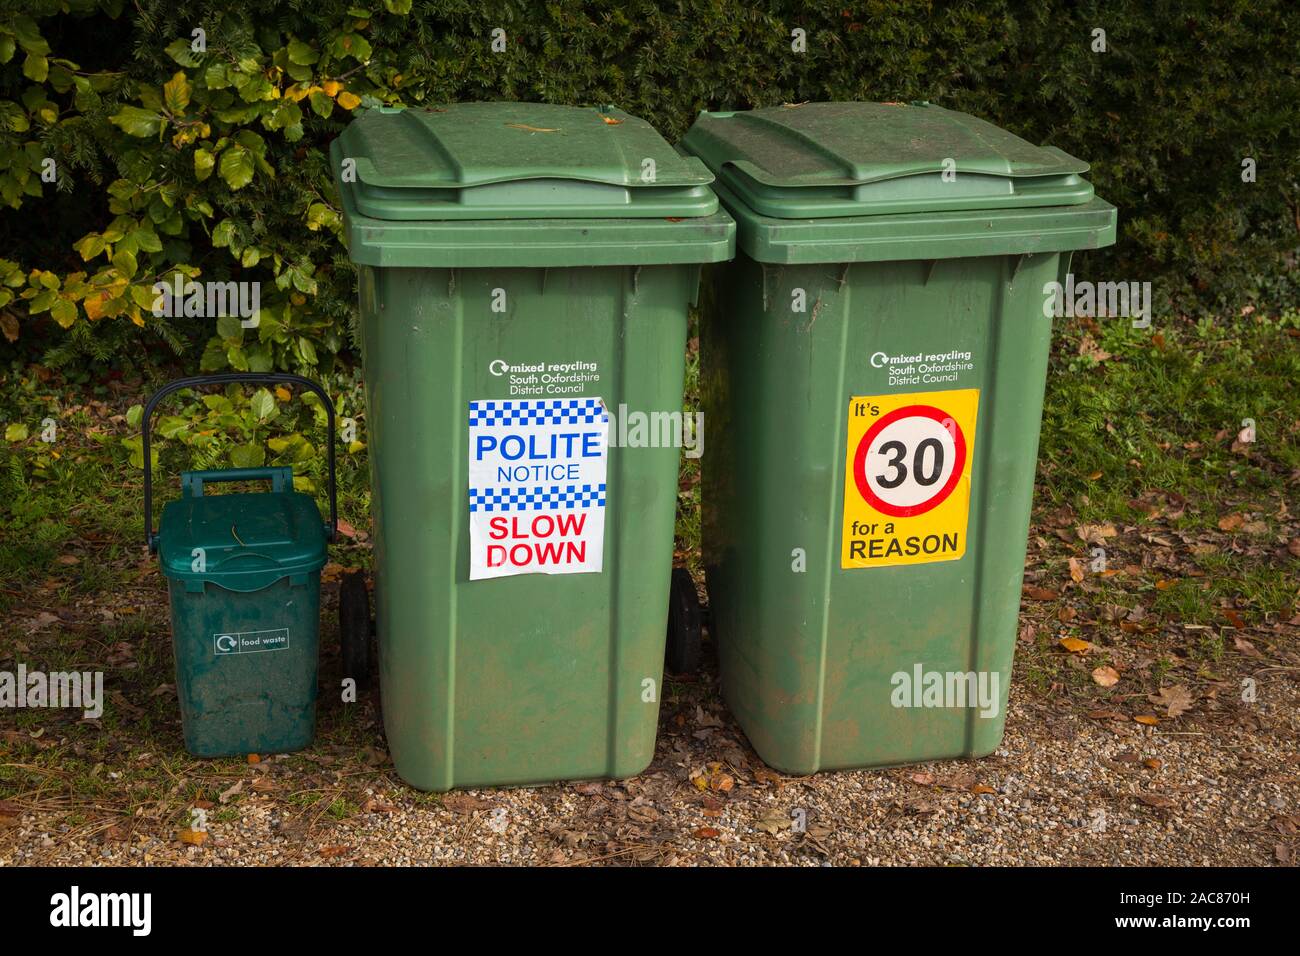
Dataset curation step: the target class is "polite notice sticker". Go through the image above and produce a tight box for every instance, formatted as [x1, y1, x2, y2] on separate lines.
[468, 398, 609, 580]
[841, 389, 979, 569]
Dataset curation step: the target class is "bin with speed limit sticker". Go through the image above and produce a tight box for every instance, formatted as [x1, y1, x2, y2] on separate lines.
[681, 102, 1116, 772]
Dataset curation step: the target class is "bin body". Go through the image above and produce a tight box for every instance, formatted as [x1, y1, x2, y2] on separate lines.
[682, 102, 1116, 773]
[158, 469, 326, 757]
[333, 104, 734, 790]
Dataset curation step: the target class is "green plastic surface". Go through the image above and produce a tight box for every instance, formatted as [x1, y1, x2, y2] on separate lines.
[681, 102, 1097, 218]
[333, 101, 727, 791]
[685, 103, 1117, 774]
[157, 468, 325, 757]
[157, 468, 328, 592]
[166, 574, 321, 757]
[334, 103, 717, 220]
[357, 263, 700, 791]
[710, 176, 1115, 264]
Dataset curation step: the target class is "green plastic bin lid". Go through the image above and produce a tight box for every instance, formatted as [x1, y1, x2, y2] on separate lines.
[158, 488, 327, 589]
[334, 102, 719, 220]
[680, 101, 1096, 218]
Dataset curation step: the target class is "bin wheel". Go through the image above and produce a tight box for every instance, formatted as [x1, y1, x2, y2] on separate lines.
[339, 570, 372, 686]
[665, 567, 702, 675]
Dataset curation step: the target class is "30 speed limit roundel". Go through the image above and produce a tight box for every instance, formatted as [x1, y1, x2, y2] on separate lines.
[842, 389, 980, 569]
[853, 405, 966, 518]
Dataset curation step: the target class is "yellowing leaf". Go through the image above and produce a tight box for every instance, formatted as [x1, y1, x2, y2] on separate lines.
[274, 386, 291, 401]
[163, 71, 191, 114]
[82, 291, 111, 321]
[1059, 637, 1092, 653]
[336, 91, 362, 110]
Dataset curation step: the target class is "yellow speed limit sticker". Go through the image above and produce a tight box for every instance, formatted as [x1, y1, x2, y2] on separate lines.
[841, 389, 979, 569]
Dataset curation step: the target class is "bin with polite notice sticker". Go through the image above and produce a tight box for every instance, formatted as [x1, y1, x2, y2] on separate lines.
[331, 103, 734, 790]
[680, 102, 1116, 773]
[144, 373, 338, 757]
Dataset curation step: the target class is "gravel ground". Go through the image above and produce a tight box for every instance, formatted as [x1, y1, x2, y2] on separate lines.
[3, 641, 1295, 867]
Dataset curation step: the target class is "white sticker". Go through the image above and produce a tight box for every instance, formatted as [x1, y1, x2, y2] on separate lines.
[468, 398, 609, 580]
[213, 628, 290, 656]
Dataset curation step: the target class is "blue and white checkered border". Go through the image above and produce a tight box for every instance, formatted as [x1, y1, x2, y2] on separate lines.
[468, 484, 607, 513]
[468, 398, 608, 427]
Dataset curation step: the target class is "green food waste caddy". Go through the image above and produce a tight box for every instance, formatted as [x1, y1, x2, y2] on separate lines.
[332, 103, 734, 791]
[144, 373, 338, 758]
[681, 102, 1117, 773]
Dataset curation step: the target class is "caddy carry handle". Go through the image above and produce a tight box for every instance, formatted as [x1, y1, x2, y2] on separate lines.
[142, 373, 338, 552]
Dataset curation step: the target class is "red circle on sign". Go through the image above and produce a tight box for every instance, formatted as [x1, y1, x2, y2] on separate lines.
[852, 404, 967, 518]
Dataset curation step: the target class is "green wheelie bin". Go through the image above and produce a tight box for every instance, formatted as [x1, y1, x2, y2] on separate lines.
[681, 102, 1116, 773]
[332, 103, 734, 791]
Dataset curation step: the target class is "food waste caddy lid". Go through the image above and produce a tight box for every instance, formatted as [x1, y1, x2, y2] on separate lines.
[157, 468, 327, 593]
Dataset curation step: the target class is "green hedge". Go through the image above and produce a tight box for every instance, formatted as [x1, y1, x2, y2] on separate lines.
[1, 0, 1296, 373]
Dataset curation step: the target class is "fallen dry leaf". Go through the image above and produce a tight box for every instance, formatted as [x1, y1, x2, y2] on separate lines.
[1076, 522, 1118, 544]
[443, 793, 491, 815]
[1134, 715, 1160, 726]
[1137, 793, 1176, 809]
[1233, 636, 1263, 658]
[1092, 665, 1121, 687]
[361, 795, 398, 814]
[1150, 685, 1195, 718]
[693, 826, 721, 839]
[1060, 637, 1093, 653]
[1217, 514, 1245, 532]
[755, 809, 792, 835]
[177, 828, 207, 846]
[752, 767, 783, 788]
[1024, 586, 1060, 601]
[1068, 557, 1085, 583]
[218, 780, 243, 804]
